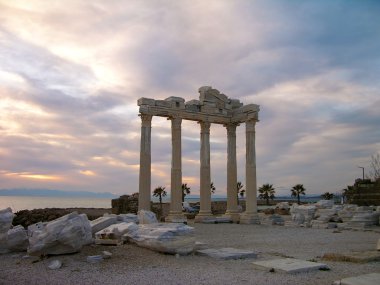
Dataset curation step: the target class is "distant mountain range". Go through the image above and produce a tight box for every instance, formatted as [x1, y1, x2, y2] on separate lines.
[0, 188, 117, 198]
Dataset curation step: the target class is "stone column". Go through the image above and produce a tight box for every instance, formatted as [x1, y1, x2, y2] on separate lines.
[223, 123, 240, 222]
[195, 121, 214, 222]
[166, 117, 186, 223]
[240, 119, 260, 224]
[138, 114, 152, 211]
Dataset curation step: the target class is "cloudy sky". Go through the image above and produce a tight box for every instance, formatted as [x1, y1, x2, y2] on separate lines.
[0, 0, 379, 197]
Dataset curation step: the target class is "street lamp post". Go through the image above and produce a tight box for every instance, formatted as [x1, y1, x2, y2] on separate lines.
[358, 166, 365, 180]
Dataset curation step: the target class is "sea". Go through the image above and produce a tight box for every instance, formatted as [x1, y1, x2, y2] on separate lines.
[0, 196, 112, 212]
[0, 195, 324, 212]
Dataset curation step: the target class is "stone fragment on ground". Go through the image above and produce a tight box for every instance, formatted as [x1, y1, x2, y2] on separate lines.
[290, 205, 316, 227]
[0, 207, 15, 254]
[252, 258, 329, 273]
[315, 199, 334, 209]
[124, 222, 195, 255]
[87, 255, 103, 263]
[275, 202, 290, 211]
[138, 210, 158, 224]
[7, 225, 28, 252]
[311, 220, 337, 229]
[27, 212, 92, 256]
[334, 272, 380, 285]
[90, 216, 118, 235]
[197, 248, 257, 260]
[95, 222, 138, 245]
[48, 259, 62, 270]
[322, 251, 380, 263]
[117, 213, 138, 224]
[200, 217, 232, 224]
[194, 241, 208, 250]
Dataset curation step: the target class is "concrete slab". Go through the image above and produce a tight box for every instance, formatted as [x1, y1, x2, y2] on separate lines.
[322, 251, 380, 263]
[252, 258, 329, 273]
[337, 273, 380, 285]
[197, 248, 257, 260]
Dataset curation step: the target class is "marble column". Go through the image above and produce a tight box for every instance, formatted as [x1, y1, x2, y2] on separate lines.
[223, 123, 240, 222]
[240, 119, 260, 224]
[195, 121, 214, 222]
[138, 114, 152, 211]
[166, 117, 186, 223]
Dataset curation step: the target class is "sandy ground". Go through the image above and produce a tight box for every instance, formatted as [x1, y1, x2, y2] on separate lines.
[0, 221, 379, 285]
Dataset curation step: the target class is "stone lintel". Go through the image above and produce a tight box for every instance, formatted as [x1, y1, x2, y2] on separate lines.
[138, 99, 259, 124]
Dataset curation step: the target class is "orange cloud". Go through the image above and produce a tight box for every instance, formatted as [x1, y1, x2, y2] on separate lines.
[4, 171, 62, 181]
[79, 170, 96, 176]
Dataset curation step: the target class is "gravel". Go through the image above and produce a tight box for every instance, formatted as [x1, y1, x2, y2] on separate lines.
[0, 221, 379, 285]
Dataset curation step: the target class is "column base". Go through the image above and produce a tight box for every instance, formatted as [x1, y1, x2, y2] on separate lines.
[194, 212, 214, 223]
[223, 211, 241, 223]
[165, 212, 187, 223]
[239, 212, 261, 224]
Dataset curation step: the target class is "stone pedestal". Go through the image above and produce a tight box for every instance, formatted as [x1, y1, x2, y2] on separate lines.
[240, 119, 260, 224]
[166, 117, 186, 223]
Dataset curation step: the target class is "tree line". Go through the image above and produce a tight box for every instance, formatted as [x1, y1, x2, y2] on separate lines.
[152, 182, 314, 210]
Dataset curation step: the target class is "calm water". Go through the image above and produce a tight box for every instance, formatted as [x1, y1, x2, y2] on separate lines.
[0, 195, 325, 212]
[0, 196, 112, 212]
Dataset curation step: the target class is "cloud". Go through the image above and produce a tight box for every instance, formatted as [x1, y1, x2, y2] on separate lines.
[0, 0, 379, 196]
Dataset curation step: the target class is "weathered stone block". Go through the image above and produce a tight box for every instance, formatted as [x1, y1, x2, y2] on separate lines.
[138, 210, 158, 224]
[124, 223, 195, 255]
[336, 273, 380, 285]
[137, 98, 155, 106]
[197, 248, 257, 260]
[90, 216, 117, 235]
[7, 225, 28, 252]
[252, 258, 329, 273]
[155, 100, 172, 108]
[27, 212, 92, 256]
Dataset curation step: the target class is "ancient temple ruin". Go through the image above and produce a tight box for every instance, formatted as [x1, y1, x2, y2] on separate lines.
[137, 86, 260, 224]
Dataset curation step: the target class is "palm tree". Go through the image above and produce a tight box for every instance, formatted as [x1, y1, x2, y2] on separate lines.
[153, 186, 167, 214]
[210, 182, 216, 194]
[342, 185, 355, 203]
[291, 184, 306, 205]
[182, 183, 191, 202]
[321, 192, 334, 200]
[236, 181, 245, 205]
[258, 183, 275, 205]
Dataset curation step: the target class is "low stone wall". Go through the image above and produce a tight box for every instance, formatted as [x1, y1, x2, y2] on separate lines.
[111, 193, 139, 214]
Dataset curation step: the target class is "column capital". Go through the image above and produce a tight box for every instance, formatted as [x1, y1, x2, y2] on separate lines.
[140, 114, 152, 127]
[169, 116, 182, 129]
[224, 123, 239, 136]
[245, 119, 257, 132]
[199, 121, 211, 133]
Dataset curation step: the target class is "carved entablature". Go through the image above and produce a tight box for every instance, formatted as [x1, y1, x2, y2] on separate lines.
[137, 86, 259, 124]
